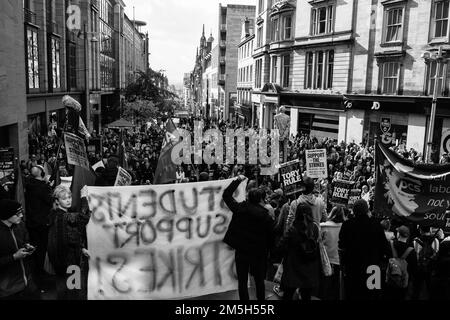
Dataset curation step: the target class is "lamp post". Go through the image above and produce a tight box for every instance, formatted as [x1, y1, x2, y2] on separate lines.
[424, 46, 447, 163]
[82, 23, 98, 133]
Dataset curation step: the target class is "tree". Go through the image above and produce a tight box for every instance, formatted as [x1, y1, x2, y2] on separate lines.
[123, 68, 180, 122]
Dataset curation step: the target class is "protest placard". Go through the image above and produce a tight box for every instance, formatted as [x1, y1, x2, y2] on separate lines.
[86, 178, 246, 300]
[114, 167, 132, 186]
[348, 189, 362, 208]
[0, 148, 14, 179]
[305, 149, 328, 179]
[64, 133, 89, 169]
[92, 160, 105, 172]
[279, 160, 303, 196]
[331, 179, 355, 206]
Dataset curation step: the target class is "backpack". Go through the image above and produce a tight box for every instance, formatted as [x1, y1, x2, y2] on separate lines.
[386, 241, 413, 289]
[414, 237, 437, 273]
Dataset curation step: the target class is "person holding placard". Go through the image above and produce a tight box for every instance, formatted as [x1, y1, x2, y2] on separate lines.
[47, 185, 90, 300]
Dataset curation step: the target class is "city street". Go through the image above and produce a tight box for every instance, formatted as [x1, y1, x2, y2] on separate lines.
[1, 0, 450, 306]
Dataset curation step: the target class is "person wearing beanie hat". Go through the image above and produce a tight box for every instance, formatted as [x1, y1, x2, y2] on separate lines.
[338, 199, 390, 300]
[0, 199, 37, 299]
[25, 163, 53, 291]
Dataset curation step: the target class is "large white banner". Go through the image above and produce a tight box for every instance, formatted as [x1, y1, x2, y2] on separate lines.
[86, 178, 245, 300]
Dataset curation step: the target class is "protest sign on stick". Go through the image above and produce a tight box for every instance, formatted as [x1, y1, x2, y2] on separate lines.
[305, 149, 328, 179]
[86, 178, 246, 300]
[331, 179, 355, 206]
[64, 133, 89, 169]
[114, 166, 132, 186]
[279, 160, 303, 196]
[348, 189, 362, 208]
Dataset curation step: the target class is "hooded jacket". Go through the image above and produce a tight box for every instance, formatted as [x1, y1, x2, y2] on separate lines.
[0, 221, 32, 298]
[289, 194, 327, 227]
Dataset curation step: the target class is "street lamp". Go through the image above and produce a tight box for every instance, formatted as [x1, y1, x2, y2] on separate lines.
[423, 46, 448, 163]
[78, 23, 98, 132]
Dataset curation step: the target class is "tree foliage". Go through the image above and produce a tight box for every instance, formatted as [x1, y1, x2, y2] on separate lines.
[123, 68, 181, 121]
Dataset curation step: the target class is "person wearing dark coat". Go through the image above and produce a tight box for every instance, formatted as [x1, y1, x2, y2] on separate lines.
[47, 185, 90, 300]
[95, 156, 119, 186]
[0, 200, 38, 300]
[222, 175, 275, 301]
[24, 165, 53, 289]
[338, 199, 390, 300]
[277, 204, 320, 300]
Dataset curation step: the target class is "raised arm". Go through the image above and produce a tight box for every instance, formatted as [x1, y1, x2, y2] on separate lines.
[222, 176, 245, 213]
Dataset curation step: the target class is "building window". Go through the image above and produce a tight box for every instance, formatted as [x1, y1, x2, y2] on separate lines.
[327, 50, 334, 89]
[250, 65, 253, 82]
[282, 55, 290, 88]
[258, 0, 264, 14]
[283, 15, 292, 40]
[255, 58, 262, 88]
[384, 7, 403, 42]
[272, 17, 280, 41]
[68, 42, 77, 89]
[305, 50, 334, 89]
[257, 26, 263, 47]
[311, 5, 334, 35]
[27, 28, 39, 89]
[271, 56, 278, 83]
[51, 38, 61, 88]
[432, 0, 449, 39]
[427, 60, 446, 96]
[380, 62, 400, 94]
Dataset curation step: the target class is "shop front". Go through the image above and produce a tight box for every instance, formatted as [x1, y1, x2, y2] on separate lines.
[280, 92, 344, 141]
[343, 94, 431, 154]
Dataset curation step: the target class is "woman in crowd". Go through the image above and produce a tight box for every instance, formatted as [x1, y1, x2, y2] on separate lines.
[320, 206, 345, 300]
[47, 185, 90, 300]
[278, 204, 320, 300]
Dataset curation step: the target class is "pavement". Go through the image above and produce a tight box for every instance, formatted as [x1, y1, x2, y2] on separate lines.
[39, 277, 320, 300]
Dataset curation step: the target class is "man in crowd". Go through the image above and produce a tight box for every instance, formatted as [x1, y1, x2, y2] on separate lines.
[25, 165, 53, 291]
[339, 199, 390, 300]
[222, 175, 275, 300]
[0, 199, 37, 300]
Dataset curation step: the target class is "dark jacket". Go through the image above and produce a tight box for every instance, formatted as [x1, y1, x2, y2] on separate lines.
[391, 240, 417, 276]
[0, 221, 33, 298]
[24, 178, 53, 228]
[95, 167, 119, 186]
[278, 223, 320, 289]
[222, 178, 274, 256]
[339, 215, 390, 275]
[47, 198, 90, 275]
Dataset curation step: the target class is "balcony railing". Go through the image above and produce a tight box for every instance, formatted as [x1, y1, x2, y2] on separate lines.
[220, 40, 226, 47]
[219, 57, 226, 64]
[220, 24, 227, 32]
[24, 8, 37, 25]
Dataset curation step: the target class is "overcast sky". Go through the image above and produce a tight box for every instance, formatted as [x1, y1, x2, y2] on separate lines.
[124, 0, 256, 87]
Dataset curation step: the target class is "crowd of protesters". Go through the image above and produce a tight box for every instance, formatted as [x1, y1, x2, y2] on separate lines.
[1, 114, 449, 301]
